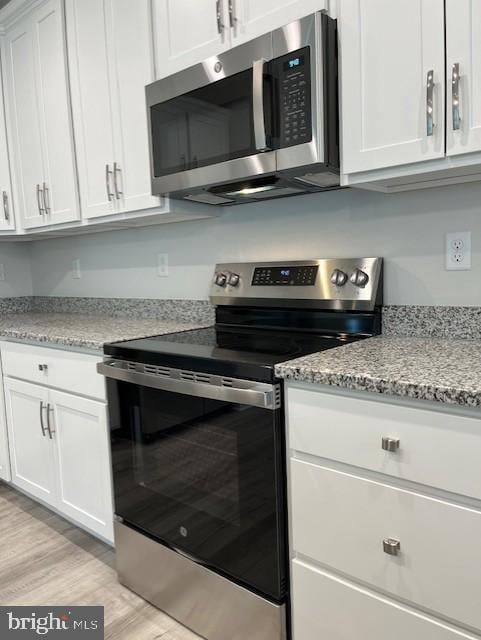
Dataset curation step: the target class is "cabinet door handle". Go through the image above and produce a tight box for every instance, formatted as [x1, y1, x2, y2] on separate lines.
[42, 182, 51, 215]
[383, 538, 401, 556]
[216, 0, 224, 34]
[38, 364, 48, 373]
[2, 191, 9, 221]
[46, 403, 55, 439]
[105, 164, 114, 201]
[452, 62, 461, 131]
[36, 184, 45, 215]
[39, 401, 48, 437]
[426, 69, 435, 136]
[382, 437, 400, 452]
[113, 162, 123, 199]
[228, 0, 237, 28]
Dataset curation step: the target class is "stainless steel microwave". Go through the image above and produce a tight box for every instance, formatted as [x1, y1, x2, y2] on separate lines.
[146, 11, 339, 206]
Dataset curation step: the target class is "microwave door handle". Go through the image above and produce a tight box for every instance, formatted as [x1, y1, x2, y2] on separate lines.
[253, 58, 269, 151]
[97, 360, 279, 410]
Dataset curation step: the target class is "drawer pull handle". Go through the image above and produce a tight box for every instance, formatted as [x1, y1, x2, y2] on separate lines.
[38, 364, 48, 372]
[382, 437, 400, 452]
[383, 538, 401, 556]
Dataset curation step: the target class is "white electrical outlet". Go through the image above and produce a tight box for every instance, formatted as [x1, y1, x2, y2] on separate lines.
[157, 253, 169, 277]
[446, 232, 471, 271]
[72, 259, 81, 279]
[0, 264, 5, 281]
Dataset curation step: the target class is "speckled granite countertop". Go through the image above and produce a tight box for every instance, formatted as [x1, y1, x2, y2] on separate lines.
[275, 336, 481, 408]
[0, 313, 212, 352]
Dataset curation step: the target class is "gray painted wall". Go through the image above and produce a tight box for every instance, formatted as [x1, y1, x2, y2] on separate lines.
[26, 181, 481, 306]
[0, 242, 32, 297]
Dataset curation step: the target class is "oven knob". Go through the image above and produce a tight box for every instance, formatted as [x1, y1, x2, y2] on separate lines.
[228, 273, 240, 287]
[330, 269, 348, 287]
[350, 268, 370, 288]
[215, 273, 227, 287]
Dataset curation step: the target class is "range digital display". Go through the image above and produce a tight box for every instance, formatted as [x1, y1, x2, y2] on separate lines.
[252, 266, 318, 286]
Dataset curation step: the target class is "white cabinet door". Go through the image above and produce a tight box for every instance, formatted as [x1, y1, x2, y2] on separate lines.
[0, 370, 11, 481]
[65, 0, 117, 220]
[446, 0, 481, 156]
[32, 0, 79, 226]
[0, 68, 15, 231]
[231, 0, 326, 46]
[108, 0, 162, 214]
[152, 0, 230, 80]
[2, 17, 45, 229]
[340, 0, 445, 174]
[50, 390, 114, 542]
[4, 378, 55, 506]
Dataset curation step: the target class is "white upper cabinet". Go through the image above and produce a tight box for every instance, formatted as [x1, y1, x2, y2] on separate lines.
[0, 68, 15, 231]
[231, 0, 327, 46]
[446, 0, 481, 157]
[152, 0, 231, 80]
[3, 0, 80, 229]
[153, 0, 327, 79]
[67, 0, 162, 220]
[340, 0, 446, 175]
[3, 19, 45, 229]
[66, 0, 118, 219]
[108, 0, 160, 213]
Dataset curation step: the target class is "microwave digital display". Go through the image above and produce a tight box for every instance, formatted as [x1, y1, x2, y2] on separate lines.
[283, 55, 305, 72]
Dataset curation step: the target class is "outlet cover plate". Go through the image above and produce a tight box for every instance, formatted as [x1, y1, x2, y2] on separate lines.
[446, 231, 471, 271]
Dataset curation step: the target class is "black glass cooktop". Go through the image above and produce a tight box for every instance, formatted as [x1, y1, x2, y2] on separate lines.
[104, 325, 358, 382]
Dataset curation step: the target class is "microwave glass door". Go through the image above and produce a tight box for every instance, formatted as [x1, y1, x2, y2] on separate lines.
[107, 378, 286, 602]
[150, 69, 262, 178]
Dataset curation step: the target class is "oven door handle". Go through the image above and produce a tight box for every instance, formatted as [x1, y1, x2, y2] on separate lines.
[97, 360, 280, 410]
[252, 58, 269, 152]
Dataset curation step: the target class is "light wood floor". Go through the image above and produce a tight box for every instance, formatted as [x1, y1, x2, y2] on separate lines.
[0, 482, 202, 639]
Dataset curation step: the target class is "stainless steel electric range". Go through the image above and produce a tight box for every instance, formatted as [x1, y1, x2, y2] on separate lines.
[97, 258, 383, 640]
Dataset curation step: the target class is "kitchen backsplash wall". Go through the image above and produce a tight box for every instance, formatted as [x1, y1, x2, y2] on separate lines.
[14, 181, 481, 306]
[0, 243, 33, 297]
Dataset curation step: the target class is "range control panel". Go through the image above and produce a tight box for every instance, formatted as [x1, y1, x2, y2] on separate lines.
[277, 47, 312, 148]
[252, 265, 318, 286]
[210, 259, 384, 312]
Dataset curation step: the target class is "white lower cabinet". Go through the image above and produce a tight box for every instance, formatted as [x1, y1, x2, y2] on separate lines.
[1, 344, 113, 543]
[287, 384, 481, 639]
[0, 394, 10, 482]
[292, 561, 478, 640]
[4, 379, 55, 504]
[50, 390, 113, 542]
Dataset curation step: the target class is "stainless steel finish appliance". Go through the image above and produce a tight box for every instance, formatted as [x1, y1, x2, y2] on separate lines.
[210, 258, 383, 310]
[115, 520, 287, 640]
[146, 12, 339, 205]
[99, 258, 383, 640]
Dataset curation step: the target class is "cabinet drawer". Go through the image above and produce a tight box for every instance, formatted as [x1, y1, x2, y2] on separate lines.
[292, 560, 478, 640]
[0, 342, 105, 401]
[291, 459, 481, 631]
[288, 386, 481, 500]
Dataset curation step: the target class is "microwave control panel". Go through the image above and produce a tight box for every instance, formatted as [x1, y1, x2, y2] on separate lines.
[277, 47, 312, 148]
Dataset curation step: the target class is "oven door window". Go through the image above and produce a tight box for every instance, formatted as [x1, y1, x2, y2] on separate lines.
[108, 380, 286, 602]
[150, 68, 267, 177]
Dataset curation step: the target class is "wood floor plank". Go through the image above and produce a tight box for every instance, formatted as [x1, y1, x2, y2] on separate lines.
[0, 482, 202, 639]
